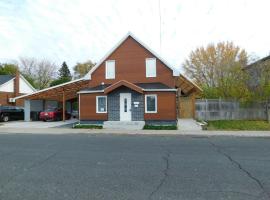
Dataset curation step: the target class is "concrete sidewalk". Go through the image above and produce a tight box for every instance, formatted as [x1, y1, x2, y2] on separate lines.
[0, 127, 270, 137]
[178, 119, 202, 131]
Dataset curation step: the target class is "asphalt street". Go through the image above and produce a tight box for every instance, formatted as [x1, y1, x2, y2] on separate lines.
[0, 133, 269, 200]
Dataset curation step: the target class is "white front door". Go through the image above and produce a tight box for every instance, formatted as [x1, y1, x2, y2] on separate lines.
[120, 93, 132, 121]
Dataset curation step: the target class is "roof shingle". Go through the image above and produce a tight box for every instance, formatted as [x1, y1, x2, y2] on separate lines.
[0, 75, 14, 85]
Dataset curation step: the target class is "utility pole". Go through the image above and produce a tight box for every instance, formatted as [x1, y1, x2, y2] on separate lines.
[159, 0, 162, 54]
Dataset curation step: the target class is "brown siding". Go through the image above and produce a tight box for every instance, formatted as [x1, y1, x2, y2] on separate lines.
[144, 92, 176, 120]
[0, 92, 24, 107]
[79, 93, 107, 120]
[89, 36, 175, 88]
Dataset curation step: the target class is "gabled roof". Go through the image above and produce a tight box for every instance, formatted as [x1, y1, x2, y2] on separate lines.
[245, 55, 270, 69]
[104, 80, 144, 94]
[83, 32, 179, 80]
[0, 75, 14, 85]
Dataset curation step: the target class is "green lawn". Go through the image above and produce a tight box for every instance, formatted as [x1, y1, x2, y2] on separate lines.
[207, 120, 270, 131]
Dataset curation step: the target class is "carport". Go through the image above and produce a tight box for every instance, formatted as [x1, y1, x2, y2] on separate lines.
[13, 79, 89, 121]
[175, 75, 202, 118]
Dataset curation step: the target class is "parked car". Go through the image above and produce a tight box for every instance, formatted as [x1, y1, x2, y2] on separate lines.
[39, 108, 71, 121]
[0, 106, 24, 122]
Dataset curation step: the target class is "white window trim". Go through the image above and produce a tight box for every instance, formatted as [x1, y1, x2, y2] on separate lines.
[105, 60, 115, 79]
[96, 96, 107, 113]
[145, 58, 156, 78]
[145, 94, 157, 113]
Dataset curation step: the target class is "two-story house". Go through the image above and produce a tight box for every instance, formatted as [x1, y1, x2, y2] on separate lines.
[14, 33, 201, 126]
[0, 71, 36, 106]
[78, 33, 178, 127]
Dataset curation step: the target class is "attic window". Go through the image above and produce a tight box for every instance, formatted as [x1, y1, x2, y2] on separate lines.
[106, 60, 115, 79]
[146, 58, 156, 77]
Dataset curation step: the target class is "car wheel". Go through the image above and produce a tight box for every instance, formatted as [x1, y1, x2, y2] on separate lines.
[3, 115, 9, 122]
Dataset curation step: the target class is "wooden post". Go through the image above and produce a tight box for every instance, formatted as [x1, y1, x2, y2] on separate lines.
[192, 94, 195, 119]
[62, 90, 65, 121]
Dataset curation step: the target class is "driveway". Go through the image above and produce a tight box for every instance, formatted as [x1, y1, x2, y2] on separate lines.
[0, 119, 78, 128]
[0, 134, 269, 200]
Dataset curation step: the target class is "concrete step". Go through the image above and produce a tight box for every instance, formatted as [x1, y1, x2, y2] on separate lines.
[103, 121, 145, 130]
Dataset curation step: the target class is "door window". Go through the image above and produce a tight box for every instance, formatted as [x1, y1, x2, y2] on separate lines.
[124, 98, 127, 112]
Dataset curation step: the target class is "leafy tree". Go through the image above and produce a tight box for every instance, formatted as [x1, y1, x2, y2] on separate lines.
[0, 63, 18, 75]
[183, 41, 250, 100]
[73, 60, 95, 78]
[50, 77, 71, 87]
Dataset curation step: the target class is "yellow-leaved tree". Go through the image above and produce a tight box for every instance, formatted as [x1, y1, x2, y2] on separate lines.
[183, 42, 251, 100]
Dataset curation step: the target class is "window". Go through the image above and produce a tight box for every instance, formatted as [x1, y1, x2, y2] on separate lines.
[106, 60, 115, 79]
[145, 94, 157, 113]
[124, 98, 127, 112]
[96, 96, 107, 113]
[146, 58, 156, 77]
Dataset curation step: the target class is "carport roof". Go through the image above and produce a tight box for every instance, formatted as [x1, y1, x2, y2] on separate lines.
[175, 75, 202, 96]
[13, 78, 89, 101]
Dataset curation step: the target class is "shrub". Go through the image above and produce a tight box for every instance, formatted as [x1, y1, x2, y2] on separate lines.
[73, 124, 103, 129]
[143, 125, 177, 130]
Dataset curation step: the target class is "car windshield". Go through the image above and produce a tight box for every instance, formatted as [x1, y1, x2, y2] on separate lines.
[45, 108, 57, 112]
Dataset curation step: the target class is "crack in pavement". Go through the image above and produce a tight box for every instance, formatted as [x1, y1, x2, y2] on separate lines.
[29, 151, 58, 169]
[148, 150, 170, 199]
[208, 139, 270, 200]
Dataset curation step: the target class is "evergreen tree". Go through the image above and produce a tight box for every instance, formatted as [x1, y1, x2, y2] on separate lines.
[49, 62, 71, 87]
[58, 62, 71, 79]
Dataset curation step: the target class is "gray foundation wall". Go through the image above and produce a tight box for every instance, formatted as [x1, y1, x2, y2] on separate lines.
[79, 120, 105, 125]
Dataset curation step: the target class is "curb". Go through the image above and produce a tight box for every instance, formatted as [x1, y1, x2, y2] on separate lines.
[0, 128, 269, 137]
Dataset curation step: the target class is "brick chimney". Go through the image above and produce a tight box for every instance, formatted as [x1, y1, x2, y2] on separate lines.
[14, 70, 20, 97]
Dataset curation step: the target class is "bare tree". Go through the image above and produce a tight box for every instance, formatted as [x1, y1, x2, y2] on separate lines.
[35, 59, 57, 89]
[19, 57, 57, 89]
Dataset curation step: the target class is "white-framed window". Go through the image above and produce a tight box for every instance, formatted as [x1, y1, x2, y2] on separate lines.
[146, 58, 156, 77]
[96, 96, 107, 113]
[106, 60, 115, 79]
[145, 94, 157, 113]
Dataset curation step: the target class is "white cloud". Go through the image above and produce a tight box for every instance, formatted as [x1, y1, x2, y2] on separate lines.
[0, 0, 270, 72]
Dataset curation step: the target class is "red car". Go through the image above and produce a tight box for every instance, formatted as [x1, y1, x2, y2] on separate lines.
[39, 108, 71, 121]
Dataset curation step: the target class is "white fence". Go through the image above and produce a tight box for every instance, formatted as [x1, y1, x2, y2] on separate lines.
[196, 99, 268, 121]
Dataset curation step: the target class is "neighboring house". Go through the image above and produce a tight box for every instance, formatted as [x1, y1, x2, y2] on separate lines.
[0, 72, 36, 106]
[14, 33, 201, 124]
[245, 55, 270, 89]
[78, 33, 178, 125]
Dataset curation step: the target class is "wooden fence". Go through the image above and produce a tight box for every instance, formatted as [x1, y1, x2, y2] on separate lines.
[195, 99, 268, 121]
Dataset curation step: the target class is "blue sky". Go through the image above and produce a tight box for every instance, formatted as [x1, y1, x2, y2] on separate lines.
[0, 0, 270, 72]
